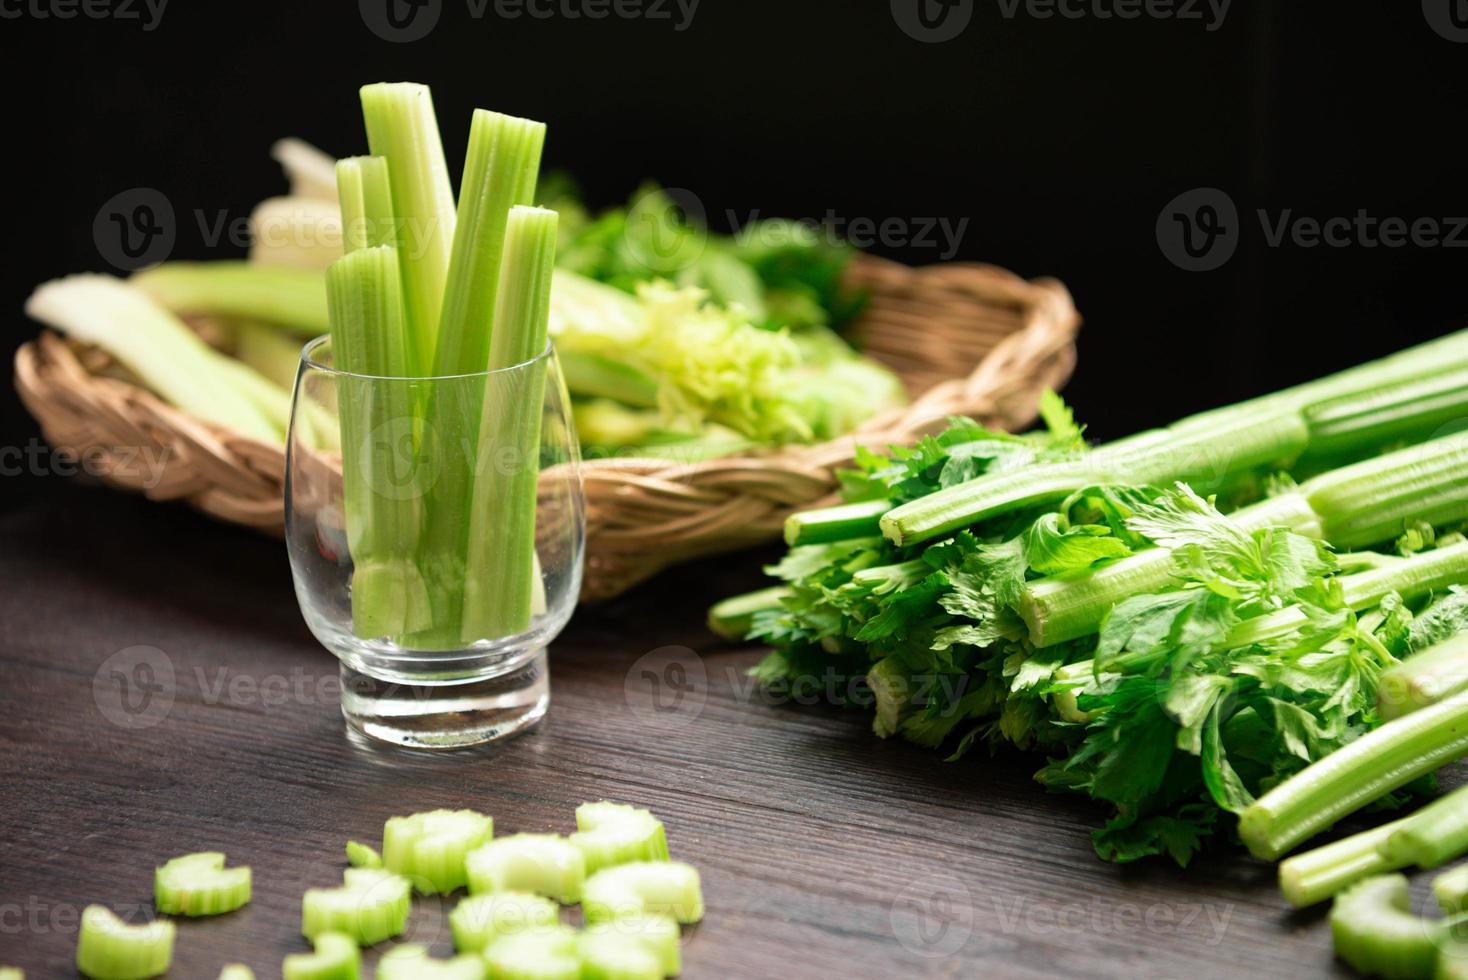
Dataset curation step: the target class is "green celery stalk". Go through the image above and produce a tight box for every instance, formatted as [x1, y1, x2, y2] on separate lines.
[1300, 366, 1468, 464]
[1277, 816, 1413, 907]
[360, 82, 458, 376]
[784, 498, 894, 547]
[1380, 785, 1468, 869]
[707, 586, 792, 640]
[556, 349, 659, 407]
[1379, 634, 1468, 721]
[131, 262, 329, 335]
[326, 246, 430, 642]
[335, 156, 396, 253]
[458, 206, 560, 643]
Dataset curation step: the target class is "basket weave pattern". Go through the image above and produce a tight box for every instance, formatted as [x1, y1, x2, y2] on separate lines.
[14, 255, 1079, 598]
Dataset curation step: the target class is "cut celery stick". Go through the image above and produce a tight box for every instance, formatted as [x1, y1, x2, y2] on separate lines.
[1330, 874, 1445, 979]
[75, 906, 174, 980]
[466, 834, 586, 904]
[707, 586, 791, 641]
[1381, 785, 1468, 869]
[382, 808, 493, 894]
[326, 246, 431, 642]
[1437, 863, 1468, 914]
[586, 914, 682, 976]
[301, 868, 411, 946]
[131, 262, 329, 335]
[335, 157, 396, 254]
[360, 82, 457, 376]
[481, 926, 581, 980]
[345, 841, 381, 869]
[273, 138, 339, 202]
[1278, 817, 1413, 907]
[282, 931, 360, 980]
[154, 851, 252, 916]
[218, 966, 255, 980]
[249, 196, 343, 270]
[457, 206, 559, 644]
[377, 945, 485, 980]
[449, 892, 559, 953]
[785, 499, 891, 547]
[582, 862, 704, 924]
[26, 275, 281, 443]
[1380, 633, 1468, 721]
[578, 932, 662, 980]
[570, 802, 670, 876]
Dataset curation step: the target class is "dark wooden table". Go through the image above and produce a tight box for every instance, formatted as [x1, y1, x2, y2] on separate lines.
[1, 481, 1406, 978]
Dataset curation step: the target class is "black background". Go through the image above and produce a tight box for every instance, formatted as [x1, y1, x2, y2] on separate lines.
[4, 0, 1467, 501]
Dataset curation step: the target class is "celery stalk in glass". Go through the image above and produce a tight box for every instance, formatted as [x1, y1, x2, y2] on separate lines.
[335, 156, 396, 253]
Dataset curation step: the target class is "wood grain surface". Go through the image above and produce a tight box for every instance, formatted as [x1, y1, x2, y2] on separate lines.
[1, 481, 1445, 978]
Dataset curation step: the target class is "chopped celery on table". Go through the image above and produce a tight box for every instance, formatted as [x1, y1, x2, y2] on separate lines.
[585, 914, 682, 976]
[569, 802, 670, 875]
[1437, 863, 1468, 914]
[345, 840, 382, 869]
[581, 861, 704, 924]
[153, 851, 252, 916]
[377, 945, 486, 980]
[577, 932, 663, 980]
[1278, 817, 1413, 908]
[1330, 874, 1448, 980]
[218, 966, 256, 980]
[300, 868, 412, 946]
[75, 905, 174, 980]
[382, 808, 493, 894]
[466, 834, 586, 904]
[480, 925, 582, 980]
[282, 931, 360, 980]
[449, 892, 560, 953]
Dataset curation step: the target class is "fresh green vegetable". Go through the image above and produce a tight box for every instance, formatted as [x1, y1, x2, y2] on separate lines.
[1436, 863, 1468, 914]
[1278, 817, 1414, 908]
[334, 156, 395, 254]
[585, 915, 682, 976]
[25, 275, 285, 444]
[708, 586, 792, 640]
[300, 868, 412, 946]
[577, 933, 662, 980]
[449, 892, 560, 953]
[480, 925, 581, 980]
[1381, 630, 1468, 721]
[456, 206, 559, 643]
[282, 931, 360, 980]
[234, 320, 306, 389]
[249, 194, 341, 270]
[344, 840, 381, 869]
[466, 834, 587, 904]
[359, 82, 458, 376]
[1240, 681, 1468, 860]
[382, 808, 494, 894]
[131, 261, 329, 335]
[785, 500, 892, 547]
[153, 851, 252, 916]
[218, 966, 255, 980]
[581, 861, 704, 924]
[1383, 785, 1468, 869]
[1330, 874, 1446, 980]
[325, 245, 432, 643]
[377, 945, 486, 980]
[569, 802, 670, 875]
[75, 906, 174, 980]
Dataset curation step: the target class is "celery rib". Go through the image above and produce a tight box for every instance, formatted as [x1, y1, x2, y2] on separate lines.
[282, 931, 360, 980]
[466, 833, 586, 904]
[75, 906, 174, 980]
[1330, 874, 1446, 980]
[1278, 817, 1413, 907]
[131, 262, 329, 335]
[785, 498, 893, 546]
[707, 586, 792, 640]
[153, 851, 251, 916]
[1380, 634, 1468, 721]
[382, 808, 493, 895]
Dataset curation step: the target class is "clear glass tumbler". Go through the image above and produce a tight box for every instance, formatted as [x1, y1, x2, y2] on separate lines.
[285, 335, 584, 748]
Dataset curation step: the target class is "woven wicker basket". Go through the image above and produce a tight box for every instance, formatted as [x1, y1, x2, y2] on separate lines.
[14, 254, 1079, 598]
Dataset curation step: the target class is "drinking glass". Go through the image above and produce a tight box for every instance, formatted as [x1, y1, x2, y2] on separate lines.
[285, 335, 584, 748]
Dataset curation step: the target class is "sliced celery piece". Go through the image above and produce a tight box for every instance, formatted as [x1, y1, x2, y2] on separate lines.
[301, 868, 411, 946]
[326, 246, 431, 642]
[345, 840, 381, 869]
[586, 914, 682, 976]
[335, 157, 396, 254]
[75, 905, 174, 980]
[377, 945, 485, 980]
[481, 925, 581, 980]
[457, 206, 560, 643]
[1382, 785, 1468, 869]
[448, 892, 559, 953]
[382, 808, 493, 894]
[582, 862, 704, 924]
[282, 931, 360, 980]
[131, 262, 329, 335]
[218, 967, 255, 980]
[569, 802, 670, 876]
[1330, 874, 1445, 979]
[1437, 863, 1468, 914]
[1278, 817, 1413, 907]
[26, 275, 281, 443]
[0, 971, 22, 980]
[465, 834, 586, 904]
[154, 851, 252, 916]
[360, 82, 457, 376]
[578, 933, 662, 980]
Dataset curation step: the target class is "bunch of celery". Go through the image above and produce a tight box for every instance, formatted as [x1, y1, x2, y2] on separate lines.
[713, 333, 1468, 864]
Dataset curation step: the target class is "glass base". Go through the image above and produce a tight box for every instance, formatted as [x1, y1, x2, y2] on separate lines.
[339, 648, 549, 749]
